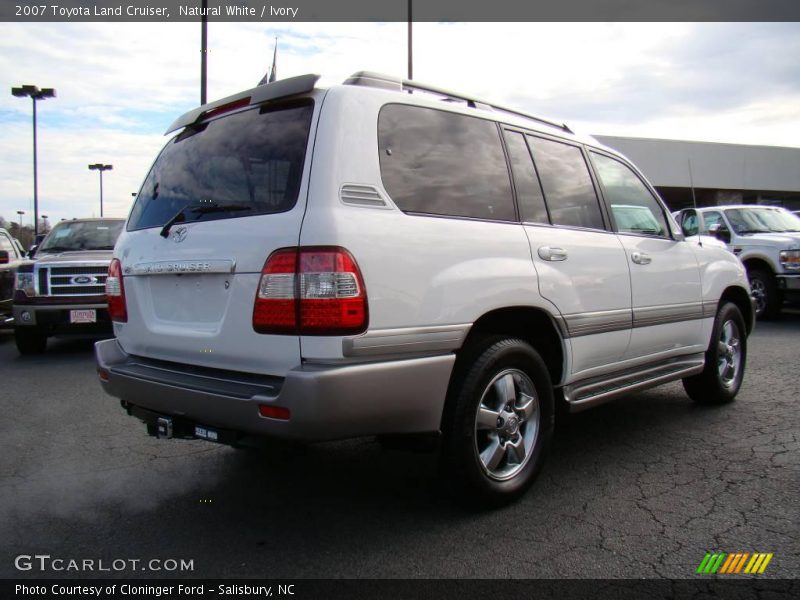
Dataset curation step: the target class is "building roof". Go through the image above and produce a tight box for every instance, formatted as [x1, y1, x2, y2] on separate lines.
[595, 136, 800, 193]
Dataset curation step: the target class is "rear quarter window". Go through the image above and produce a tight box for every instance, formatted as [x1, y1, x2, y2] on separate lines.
[378, 104, 515, 222]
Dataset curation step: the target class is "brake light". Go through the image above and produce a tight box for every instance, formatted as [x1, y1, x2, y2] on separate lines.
[106, 258, 127, 322]
[253, 247, 368, 335]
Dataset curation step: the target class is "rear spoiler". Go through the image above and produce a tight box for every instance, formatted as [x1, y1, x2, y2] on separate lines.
[164, 73, 320, 135]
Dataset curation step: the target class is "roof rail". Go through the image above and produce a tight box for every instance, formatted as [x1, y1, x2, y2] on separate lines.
[165, 73, 320, 134]
[343, 71, 572, 134]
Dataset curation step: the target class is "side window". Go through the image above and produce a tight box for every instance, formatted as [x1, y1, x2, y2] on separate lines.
[526, 136, 605, 230]
[503, 131, 549, 224]
[378, 104, 515, 221]
[701, 211, 723, 233]
[591, 152, 669, 238]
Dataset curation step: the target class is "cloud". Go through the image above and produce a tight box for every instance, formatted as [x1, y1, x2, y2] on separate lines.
[1, 21, 799, 225]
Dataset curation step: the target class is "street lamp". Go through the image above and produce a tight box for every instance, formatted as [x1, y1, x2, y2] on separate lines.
[88, 163, 113, 217]
[41, 215, 49, 234]
[16, 210, 25, 227]
[11, 84, 56, 238]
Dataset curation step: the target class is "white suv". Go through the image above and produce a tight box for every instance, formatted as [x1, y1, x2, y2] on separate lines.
[96, 72, 754, 505]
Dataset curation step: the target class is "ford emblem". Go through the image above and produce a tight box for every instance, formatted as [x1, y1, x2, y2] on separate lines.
[71, 275, 96, 285]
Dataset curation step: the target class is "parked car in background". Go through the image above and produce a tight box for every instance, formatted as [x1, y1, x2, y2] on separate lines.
[0, 227, 27, 327]
[675, 205, 800, 319]
[96, 72, 753, 506]
[13, 218, 125, 353]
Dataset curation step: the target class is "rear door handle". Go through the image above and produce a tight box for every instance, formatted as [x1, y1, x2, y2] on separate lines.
[631, 251, 652, 265]
[538, 246, 568, 261]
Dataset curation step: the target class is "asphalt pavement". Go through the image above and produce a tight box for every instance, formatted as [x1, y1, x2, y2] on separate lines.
[0, 310, 798, 579]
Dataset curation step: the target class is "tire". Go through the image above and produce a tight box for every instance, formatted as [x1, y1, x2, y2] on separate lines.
[14, 327, 48, 355]
[682, 302, 747, 405]
[441, 336, 554, 507]
[748, 268, 781, 320]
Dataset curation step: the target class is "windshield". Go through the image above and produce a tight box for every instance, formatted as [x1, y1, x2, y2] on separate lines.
[38, 220, 124, 252]
[128, 100, 314, 231]
[724, 207, 800, 234]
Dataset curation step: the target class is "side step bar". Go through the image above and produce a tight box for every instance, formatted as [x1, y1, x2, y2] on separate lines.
[563, 354, 705, 413]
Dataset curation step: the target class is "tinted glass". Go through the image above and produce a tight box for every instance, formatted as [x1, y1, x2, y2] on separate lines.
[724, 207, 800, 234]
[591, 152, 669, 237]
[38, 220, 124, 252]
[527, 136, 604, 230]
[378, 104, 515, 221]
[504, 131, 549, 224]
[129, 101, 314, 231]
[701, 211, 723, 233]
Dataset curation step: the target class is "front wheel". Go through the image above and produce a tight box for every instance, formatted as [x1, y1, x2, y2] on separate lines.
[748, 269, 781, 320]
[683, 302, 747, 405]
[441, 337, 554, 507]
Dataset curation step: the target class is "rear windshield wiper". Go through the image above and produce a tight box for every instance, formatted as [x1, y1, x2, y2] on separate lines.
[160, 202, 252, 238]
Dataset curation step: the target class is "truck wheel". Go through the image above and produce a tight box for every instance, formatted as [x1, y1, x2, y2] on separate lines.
[14, 327, 48, 355]
[748, 268, 780, 319]
[441, 336, 554, 507]
[683, 302, 746, 405]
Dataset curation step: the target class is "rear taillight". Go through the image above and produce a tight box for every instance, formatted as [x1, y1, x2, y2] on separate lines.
[253, 247, 368, 335]
[106, 258, 128, 322]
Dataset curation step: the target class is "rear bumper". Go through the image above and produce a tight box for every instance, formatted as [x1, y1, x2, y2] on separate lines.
[95, 338, 455, 442]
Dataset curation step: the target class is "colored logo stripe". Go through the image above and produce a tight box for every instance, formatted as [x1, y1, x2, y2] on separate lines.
[697, 552, 773, 575]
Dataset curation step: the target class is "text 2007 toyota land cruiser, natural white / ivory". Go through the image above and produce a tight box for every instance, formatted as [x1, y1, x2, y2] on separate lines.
[96, 73, 755, 505]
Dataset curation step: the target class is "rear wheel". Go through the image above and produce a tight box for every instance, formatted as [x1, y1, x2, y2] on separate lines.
[683, 302, 746, 405]
[14, 327, 48, 355]
[748, 268, 781, 319]
[441, 337, 554, 507]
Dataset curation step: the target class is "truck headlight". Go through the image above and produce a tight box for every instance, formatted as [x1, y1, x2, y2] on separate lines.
[780, 249, 800, 271]
[14, 271, 35, 296]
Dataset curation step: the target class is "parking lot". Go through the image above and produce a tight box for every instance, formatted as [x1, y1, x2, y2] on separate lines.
[1, 311, 798, 580]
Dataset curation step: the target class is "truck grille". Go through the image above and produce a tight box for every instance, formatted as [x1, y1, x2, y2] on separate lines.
[37, 265, 109, 297]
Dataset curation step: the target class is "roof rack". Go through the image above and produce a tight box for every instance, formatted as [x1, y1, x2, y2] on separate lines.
[343, 71, 572, 134]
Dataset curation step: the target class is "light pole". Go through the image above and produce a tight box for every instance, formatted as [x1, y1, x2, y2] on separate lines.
[88, 163, 113, 217]
[16, 210, 25, 227]
[11, 84, 56, 238]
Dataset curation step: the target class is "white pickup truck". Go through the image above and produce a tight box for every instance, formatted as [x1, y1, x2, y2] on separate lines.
[675, 205, 800, 319]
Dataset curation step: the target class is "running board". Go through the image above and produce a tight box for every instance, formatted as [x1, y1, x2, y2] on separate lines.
[563, 354, 705, 413]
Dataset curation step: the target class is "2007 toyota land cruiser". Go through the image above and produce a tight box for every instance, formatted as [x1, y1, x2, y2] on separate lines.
[96, 72, 754, 505]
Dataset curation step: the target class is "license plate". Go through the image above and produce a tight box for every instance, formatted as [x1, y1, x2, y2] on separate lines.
[70, 309, 96, 323]
[194, 425, 220, 442]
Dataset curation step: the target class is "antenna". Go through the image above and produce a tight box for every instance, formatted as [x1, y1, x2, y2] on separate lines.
[688, 159, 697, 210]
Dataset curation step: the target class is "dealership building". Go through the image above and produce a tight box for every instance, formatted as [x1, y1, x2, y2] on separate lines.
[595, 136, 800, 213]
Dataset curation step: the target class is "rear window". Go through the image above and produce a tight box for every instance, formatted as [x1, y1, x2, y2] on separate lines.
[378, 104, 515, 222]
[38, 220, 124, 252]
[128, 100, 314, 231]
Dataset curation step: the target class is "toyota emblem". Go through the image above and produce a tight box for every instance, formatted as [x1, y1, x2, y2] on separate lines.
[172, 226, 188, 243]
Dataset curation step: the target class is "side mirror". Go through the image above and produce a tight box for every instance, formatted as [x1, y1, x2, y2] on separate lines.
[0, 250, 9, 265]
[26, 245, 38, 259]
[708, 223, 731, 244]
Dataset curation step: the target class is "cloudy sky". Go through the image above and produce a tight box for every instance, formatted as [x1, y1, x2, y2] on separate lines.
[1, 21, 799, 225]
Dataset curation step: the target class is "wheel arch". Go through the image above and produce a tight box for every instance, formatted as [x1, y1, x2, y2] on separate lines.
[457, 306, 566, 386]
[719, 285, 755, 335]
[741, 257, 775, 277]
